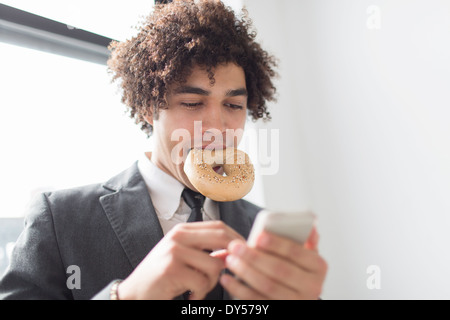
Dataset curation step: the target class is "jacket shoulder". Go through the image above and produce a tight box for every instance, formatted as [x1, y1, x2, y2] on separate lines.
[44, 182, 107, 210]
[43, 162, 141, 216]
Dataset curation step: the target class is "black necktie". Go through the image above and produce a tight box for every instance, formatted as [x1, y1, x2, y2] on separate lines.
[181, 188, 223, 300]
[182, 188, 205, 222]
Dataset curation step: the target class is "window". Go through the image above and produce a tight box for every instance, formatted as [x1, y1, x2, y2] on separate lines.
[0, 0, 263, 219]
[0, 41, 149, 217]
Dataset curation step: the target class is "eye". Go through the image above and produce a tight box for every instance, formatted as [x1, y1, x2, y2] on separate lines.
[181, 102, 203, 109]
[225, 103, 244, 110]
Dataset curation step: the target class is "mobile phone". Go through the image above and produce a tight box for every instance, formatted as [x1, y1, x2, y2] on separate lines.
[247, 210, 316, 247]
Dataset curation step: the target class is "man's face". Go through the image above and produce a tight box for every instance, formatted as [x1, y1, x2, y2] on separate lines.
[146, 63, 248, 190]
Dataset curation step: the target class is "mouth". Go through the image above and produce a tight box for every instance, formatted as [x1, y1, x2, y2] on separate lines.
[202, 144, 228, 151]
[187, 145, 228, 152]
[213, 166, 224, 175]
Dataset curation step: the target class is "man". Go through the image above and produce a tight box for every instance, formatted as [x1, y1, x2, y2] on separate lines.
[0, 0, 327, 300]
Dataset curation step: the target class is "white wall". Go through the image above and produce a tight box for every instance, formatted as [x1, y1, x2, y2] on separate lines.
[244, 0, 450, 299]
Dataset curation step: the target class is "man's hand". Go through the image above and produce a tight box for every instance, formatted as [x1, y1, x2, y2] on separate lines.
[117, 221, 244, 300]
[219, 227, 328, 300]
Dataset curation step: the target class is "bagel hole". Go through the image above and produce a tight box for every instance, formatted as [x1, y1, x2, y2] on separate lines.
[213, 166, 226, 176]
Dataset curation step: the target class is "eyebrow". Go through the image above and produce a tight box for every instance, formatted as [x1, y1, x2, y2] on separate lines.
[173, 86, 248, 97]
[174, 86, 210, 96]
[226, 88, 248, 97]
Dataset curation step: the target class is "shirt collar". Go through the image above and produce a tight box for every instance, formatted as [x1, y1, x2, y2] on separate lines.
[137, 153, 185, 220]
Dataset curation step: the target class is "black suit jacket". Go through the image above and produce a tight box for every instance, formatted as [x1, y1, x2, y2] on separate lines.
[0, 163, 261, 300]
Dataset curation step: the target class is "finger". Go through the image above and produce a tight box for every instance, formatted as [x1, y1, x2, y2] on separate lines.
[177, 245, 225, 289]
[181, 267, 214, 300]
[210, 249, 229, 262]
[225, 254, 298, 300]
[170, 224, 243, 251]
[255, 231, 327, 274]
[228, 240, 311, 291]
[181, 221, 245, 241]
[220, 274, 268, 300]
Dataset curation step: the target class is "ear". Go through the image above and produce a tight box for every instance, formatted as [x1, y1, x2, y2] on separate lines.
[144, 114, 154, 126]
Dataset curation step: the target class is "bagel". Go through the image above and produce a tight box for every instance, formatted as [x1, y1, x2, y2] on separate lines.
[184, 148, 255, 202]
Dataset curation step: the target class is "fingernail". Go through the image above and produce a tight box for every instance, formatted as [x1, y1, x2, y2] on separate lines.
[231, 242, 246, 257]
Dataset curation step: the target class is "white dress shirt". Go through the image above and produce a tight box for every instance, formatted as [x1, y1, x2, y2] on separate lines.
[137, 153, 220, 235]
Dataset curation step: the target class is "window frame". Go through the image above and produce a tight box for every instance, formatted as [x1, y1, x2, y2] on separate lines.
[0, 3, 114, 65]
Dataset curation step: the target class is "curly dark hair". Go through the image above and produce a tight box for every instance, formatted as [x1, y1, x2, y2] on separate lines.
[107, 0, 277, 136]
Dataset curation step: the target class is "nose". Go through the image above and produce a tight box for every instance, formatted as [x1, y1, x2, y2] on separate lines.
[202, 103, 227, 136]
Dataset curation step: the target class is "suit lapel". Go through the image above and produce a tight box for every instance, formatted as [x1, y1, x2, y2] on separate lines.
[99, 163, 164, 269]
